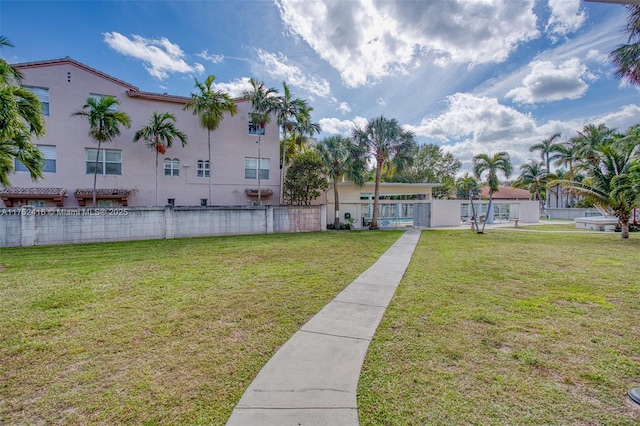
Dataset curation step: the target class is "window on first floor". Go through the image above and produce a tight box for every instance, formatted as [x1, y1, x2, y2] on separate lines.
[245, 157, 269, 180]
[164, 158, 180, 176]
[15, 144, 56, 173]
[85, 148, 122, 175]
[27, 200, 46, 207]
[197, 160, 210, 178]
[22, 86, 50, 116]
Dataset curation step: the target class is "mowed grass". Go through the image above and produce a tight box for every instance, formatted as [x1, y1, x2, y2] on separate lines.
[359, 229, 640, 425]
[0, 231, 402, 425]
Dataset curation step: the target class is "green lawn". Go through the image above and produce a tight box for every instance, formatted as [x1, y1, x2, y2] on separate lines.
[0, 231, 402, 425]
[3, 229, 640, 425]
[359, 229, 640, 425]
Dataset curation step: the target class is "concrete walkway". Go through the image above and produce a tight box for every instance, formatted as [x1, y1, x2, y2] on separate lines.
[226, 229, 422, 426]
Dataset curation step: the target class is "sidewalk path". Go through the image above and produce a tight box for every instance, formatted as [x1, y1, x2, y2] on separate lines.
[226, 229, 422, 426]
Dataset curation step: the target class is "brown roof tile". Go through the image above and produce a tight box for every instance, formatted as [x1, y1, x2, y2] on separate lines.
[478, 186, 531, 200]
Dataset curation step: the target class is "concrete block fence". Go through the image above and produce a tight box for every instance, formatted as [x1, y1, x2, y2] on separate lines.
[0, 205, 326, 247]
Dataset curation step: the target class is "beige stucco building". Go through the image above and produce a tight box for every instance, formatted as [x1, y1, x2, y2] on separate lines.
[2, 58, 280, 208]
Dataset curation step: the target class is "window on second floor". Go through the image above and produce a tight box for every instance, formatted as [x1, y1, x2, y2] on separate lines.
[248, 113, 266, 135]
[164, 158, 180, 176]
[245, 157, 269, 180]
[85, 148, 122, 175]
[23, 86, 50, 116]
[196, 160, 210, 178]
[15, 144, 56, 173]
[89, 93, 117, 112]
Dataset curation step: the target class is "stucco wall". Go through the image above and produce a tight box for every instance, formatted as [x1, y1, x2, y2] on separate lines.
[0, 205, 325, 247]
[7, 59, 280, 207]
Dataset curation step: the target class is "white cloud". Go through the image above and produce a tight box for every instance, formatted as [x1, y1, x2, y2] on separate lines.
[276, 0, 539, 88]
[376, 98, 386, 106]
[256, 49, 332, 98]
[546, 0, 587, 40]
[197, 49, 224, 64]
[505, 58, 589, 103]
[586, 49, 609, 65]
[318, 116, 368, 135]
[210, 77, 252, 99]
[103, 32, 204, 79]
[337, 102, 351, 114]
[406, 93, 542, 171]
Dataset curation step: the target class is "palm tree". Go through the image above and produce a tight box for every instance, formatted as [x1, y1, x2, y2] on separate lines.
[0, 36, 46, 185]
[456, 173, 480, 231]
[610, 5, 640, 87]
[558, 134, 639, 239]
[0, 131, 44, 186]
[529, 132, 561, 208]
[352, 116, 416, 229]
[72, 96, 131, 206]
[472, 151, 513, 234]
[316, 135, 367, 227]
[244, 78, 279, 204]
[514, 159, 547, 203]
[184, 75, 237, 205]
[0, 36, 24, 84]
[288, 104, 321, 157]
[133, 112, 188, 206]
[571, 123, 615, 167]
[274, 81, 307, 204]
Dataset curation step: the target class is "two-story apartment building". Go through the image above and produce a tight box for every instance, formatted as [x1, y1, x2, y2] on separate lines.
[1, 57, 280, 208]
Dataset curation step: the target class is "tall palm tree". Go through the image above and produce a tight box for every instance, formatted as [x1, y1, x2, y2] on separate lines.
[72, 96, 131, 206]
[184, 75, 237, 205]
[456, 173, 480, 231]
[316, 135, 367, 227]
[244, 78, 279, 204]
[472, 151, 513, 234]
[610, 5, 640, 87]
[514, 159, 547, 203]
[274, 81, 307, 204]
[529, 132, 561, 208]
[133, 112, 188, 206]
[352, 116, 416, 229]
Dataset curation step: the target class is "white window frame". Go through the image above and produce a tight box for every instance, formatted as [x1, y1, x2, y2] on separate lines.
[23, 86, 49, 116]
[15, 144, 56, 173]
[196, 160, 210, 178]
[85, 148, 122, 175]
[164, 158, 180, 176]
[245, 157, 269, 180]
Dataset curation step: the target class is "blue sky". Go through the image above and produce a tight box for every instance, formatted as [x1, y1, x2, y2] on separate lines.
[1, 0, 638, 174]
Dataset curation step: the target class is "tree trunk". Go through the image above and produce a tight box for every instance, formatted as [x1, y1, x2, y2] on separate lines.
[371, 163, 382, 229]
[93, 140, 101, 207]
[620, 214, 630, 239]
[480, 190, 493, 233]
[470, 195, 479, 232]
[155, 150, 159, 206]
[333, 177, 340, 228]
[207, 130, 211, 206]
